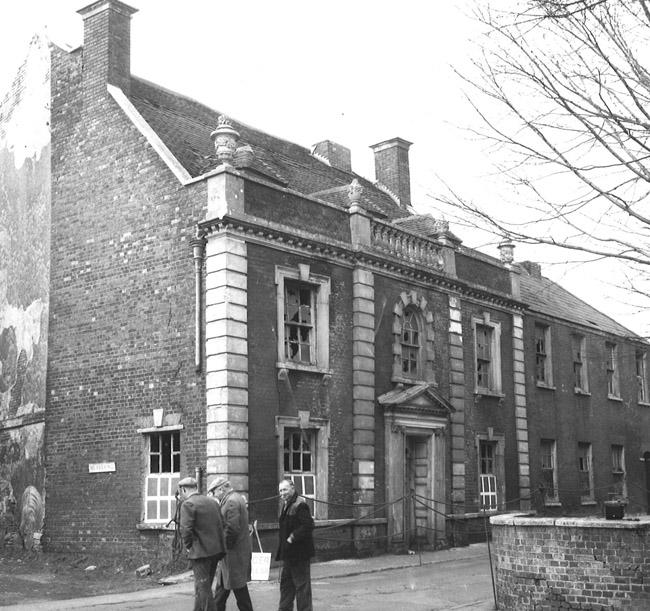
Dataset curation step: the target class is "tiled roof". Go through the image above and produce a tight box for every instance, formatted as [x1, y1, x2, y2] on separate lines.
[519, 267, 640, 339]
[127, 77, 407, 219]
[393, 214, 439, 236]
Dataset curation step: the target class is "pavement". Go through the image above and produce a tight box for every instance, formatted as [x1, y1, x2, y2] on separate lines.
[4, 543, 495, 610]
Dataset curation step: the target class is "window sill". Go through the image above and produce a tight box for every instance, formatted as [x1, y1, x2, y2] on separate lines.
[580, 500, 597, 506]
[277, 362, 332, 376]
[639, 401, 650, 407]
[536, 383, 556, 391]
[391, 376, 438, 387]
[574, 389, 591, 396]
[608, 395, 623, 402]
[136, 424, 184, 434]
[136, 522, 175, 531]
[474, 390, 505, 399]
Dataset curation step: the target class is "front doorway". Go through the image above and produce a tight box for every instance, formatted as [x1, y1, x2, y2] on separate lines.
[405, 435, 429, 546]
[379, 383, 454, 550]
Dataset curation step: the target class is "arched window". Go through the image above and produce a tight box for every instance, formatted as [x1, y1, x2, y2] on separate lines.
[401, 309, 420, 376]
[392, 291, 435, 384]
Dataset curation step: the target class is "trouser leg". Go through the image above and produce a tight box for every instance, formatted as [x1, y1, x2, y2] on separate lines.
[214, 582, 230, 611]
[193, 556, 218, 611]
[291, 562, 312, 611]
[233, 585, 254, 611]
[278, 565, 296, 611]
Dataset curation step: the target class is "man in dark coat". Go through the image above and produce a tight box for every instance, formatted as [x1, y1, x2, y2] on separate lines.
[179, 476, 226, 611]
[208, 476, 254, 611]
[275, 478, 314, 611]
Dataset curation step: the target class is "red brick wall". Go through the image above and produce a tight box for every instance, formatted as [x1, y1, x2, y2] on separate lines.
[455, 253, 512, 295]
[46, 45, 208, 557]
[491, 515, 650, 609]
[245, 243, 354, 524]
[524, 315, 650, 515]
[244, 181, 351, 243]
[461, 303, 518, 512]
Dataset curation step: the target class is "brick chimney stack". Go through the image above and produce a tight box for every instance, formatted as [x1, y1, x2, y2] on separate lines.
[312, 140, 352, 172]
[77, 0, 138, 100]
[370, 137, 412, 209]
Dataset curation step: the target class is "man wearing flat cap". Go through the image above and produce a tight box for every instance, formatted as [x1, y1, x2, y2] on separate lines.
[208, 476, 254, 611]
[178, 476, 226, 611]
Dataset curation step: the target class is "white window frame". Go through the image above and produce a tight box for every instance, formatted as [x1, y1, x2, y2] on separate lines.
[534, 323, 553, 387]
[611, 444, 627, 498]
[283, 428, 316, 512]
[276, 413, 329, 519]
[606, 342, 620, 399]
[540, 439, 559, 504]
[472, 313, 502, 395]
[636, 350, 648, 404]
[578, 442, 594, 504]
[141, 427, 182, 524]
[276, 265, 330, 373]
[572, 334, 589, 394]
[477, 433, 505, 511]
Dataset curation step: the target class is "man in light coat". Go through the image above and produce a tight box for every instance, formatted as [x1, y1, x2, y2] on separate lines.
[208, 476, 254, 611]
[178, 476, 226, 611]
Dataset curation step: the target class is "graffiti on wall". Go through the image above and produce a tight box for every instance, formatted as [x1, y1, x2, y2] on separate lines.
[0, 33, 51, 550]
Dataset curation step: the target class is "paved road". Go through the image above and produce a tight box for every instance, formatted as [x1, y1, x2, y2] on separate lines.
[11, 554, 497, 610]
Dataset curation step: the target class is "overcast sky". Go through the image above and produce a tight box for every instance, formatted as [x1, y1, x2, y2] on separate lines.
[2, 0, 647, 337]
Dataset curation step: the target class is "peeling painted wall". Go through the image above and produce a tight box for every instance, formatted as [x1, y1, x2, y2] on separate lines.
[0, 34, 50, 548]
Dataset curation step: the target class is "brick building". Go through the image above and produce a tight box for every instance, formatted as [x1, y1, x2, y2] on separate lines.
[1, 0, 648, 561]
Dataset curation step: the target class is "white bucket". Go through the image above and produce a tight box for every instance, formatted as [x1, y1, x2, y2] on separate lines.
[251, 552, 272, 581]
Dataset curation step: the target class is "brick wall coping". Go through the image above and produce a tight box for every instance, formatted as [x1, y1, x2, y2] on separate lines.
[490, 512, 650, 530]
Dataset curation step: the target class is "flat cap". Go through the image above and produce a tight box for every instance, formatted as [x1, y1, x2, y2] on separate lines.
[207, 476, 229, 493]
[178, 477, 198, 488]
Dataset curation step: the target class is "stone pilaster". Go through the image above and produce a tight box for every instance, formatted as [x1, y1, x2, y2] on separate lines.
[204, 232, 249, 492]
[352, 266, 375, 518]
[448, 294, 466, 511]
[512, 314, 530, 510]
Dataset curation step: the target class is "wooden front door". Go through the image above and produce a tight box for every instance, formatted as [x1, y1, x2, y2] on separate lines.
[405, 435, 429, 545]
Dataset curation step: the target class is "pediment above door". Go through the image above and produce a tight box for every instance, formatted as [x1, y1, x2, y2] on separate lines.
[378, 383, 454, 420]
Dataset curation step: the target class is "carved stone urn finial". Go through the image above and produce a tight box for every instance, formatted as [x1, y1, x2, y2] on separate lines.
[498, 239, 515, 264]
[210, 115, 240, 166]
[348, 178, 363, 205]
[433, 218, 449, 234]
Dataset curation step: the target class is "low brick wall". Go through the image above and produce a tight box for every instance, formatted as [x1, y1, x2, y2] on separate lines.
[490, 514, 650, 610]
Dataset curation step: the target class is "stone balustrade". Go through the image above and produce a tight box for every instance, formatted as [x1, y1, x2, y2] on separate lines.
[370, 219, 444, 270]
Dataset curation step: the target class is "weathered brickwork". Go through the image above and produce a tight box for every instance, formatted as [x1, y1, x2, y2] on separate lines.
[491, 515, 650, 610]
[461, 302, 519, 511]
[245, 243, 354, 524]
[45, 8, 209, 557]
[244, 181, 351, 243]
[525, 314, 650, 515]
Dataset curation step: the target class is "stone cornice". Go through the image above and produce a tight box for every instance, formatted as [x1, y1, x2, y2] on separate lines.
[198, 213, 527, 312]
